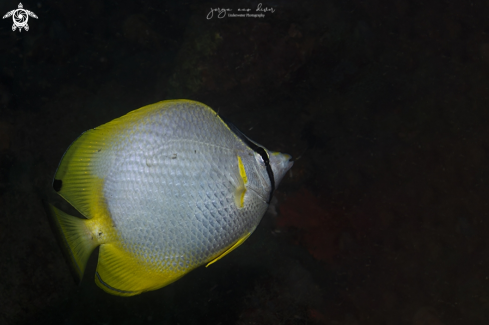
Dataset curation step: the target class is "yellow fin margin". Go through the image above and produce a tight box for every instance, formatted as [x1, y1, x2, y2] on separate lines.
[95, 243, 185, 297]
[53, 100, 208, 219]
[52, 100, 225, 295]
[206, 232, 252, 267]
[53, 128, 117, 220]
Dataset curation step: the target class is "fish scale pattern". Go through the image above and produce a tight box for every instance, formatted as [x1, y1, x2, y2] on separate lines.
[103, 102, 269, 274]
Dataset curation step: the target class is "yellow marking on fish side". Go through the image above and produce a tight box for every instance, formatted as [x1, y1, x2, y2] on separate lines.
[237, 155, 248, 184]
[235, 155, 248, 208]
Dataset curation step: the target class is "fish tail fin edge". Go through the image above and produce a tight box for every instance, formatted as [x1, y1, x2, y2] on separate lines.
[46, 203, 98, 283]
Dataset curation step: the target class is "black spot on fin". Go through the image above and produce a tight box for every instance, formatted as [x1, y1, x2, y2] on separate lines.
[53, 179, 62, 192]
[96, 272, 137, 295]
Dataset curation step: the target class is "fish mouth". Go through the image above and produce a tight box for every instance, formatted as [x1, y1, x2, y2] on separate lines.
[284, 154, 293, 162]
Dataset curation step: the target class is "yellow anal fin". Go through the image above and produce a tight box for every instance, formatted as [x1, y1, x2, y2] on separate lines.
[206, 232, 252, 267]
[46, 204, 99, 282]
[95, 244, 184, 297]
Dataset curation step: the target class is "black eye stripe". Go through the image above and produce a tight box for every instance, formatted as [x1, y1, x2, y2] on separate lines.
[253, 146, 275, 204]
[222, 118, 275, 204]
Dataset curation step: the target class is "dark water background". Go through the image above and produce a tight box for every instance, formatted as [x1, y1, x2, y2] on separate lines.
[1, 0, 489, 324]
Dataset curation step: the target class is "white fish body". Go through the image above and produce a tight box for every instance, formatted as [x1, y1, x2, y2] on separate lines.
[48, 100, 293, 296]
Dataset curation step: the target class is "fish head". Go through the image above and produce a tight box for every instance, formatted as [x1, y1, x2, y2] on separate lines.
[268, 150, 294, 187]
[245, 148, 293, 205]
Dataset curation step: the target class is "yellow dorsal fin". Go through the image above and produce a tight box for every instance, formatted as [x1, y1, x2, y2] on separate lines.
[206, 232, 252, 267]
[53, 100, 202, 219]
[53, 121, 125, 219]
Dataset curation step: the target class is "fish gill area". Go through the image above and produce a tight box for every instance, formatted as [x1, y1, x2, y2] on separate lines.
[1, 0, 489, 324]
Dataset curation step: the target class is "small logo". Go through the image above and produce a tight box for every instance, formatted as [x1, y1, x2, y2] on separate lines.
[206, 3, 275, 19]
[3, 3, 38, 32]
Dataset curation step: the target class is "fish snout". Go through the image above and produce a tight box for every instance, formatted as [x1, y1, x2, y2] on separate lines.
[269, 151, 294, 187]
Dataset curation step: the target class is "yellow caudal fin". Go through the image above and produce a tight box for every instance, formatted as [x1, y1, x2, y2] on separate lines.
[47, 204, 99, 282]
[206, 232, 252, 267]
[95, 244, 184, 297]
